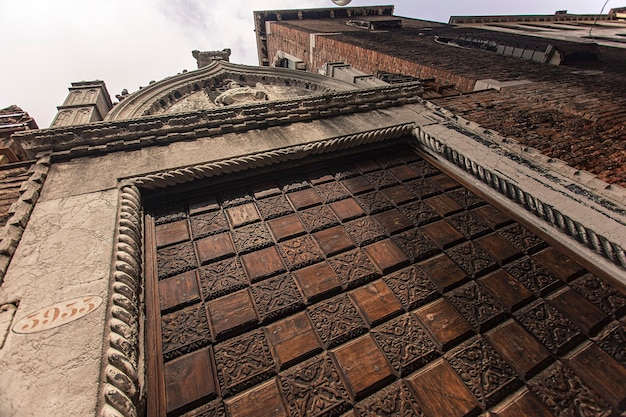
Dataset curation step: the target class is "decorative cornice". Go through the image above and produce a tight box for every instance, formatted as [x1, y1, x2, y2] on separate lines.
[98, 123, 414, 417]
[105, 61, 358, 121]
[130, 123, 415, 190]
[14, 83, 422, 160]
[414, 127, 626, 270]
[0, 156, 50, 284]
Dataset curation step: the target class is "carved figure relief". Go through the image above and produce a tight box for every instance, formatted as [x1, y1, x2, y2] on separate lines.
[215, 81, 269, 106]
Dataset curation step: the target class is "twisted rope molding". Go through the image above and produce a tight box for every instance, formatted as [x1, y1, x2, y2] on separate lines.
[99, 184, 142, 417]
[0, 156, 50, 284]
[414, 127, 626, 269]
[98, 123, 414, 417]
[132, 123, 415, 190]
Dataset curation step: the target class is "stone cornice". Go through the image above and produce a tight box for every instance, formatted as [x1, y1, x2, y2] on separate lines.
[13, 83, 422, 160]
[414, 126, 626, 275]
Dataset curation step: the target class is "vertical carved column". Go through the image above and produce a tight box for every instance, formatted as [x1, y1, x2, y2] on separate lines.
[99, 184, 143, 417]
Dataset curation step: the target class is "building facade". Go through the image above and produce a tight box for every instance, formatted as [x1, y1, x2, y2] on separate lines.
[0, 5, 625, 417]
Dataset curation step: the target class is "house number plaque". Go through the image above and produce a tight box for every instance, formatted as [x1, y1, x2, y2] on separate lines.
[13, 295, 103, 334]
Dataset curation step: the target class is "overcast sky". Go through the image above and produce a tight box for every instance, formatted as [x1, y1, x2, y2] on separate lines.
[0, 0, 604, 127]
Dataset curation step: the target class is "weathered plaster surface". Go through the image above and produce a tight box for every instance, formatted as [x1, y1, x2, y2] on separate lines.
[0, 189, 117, 417]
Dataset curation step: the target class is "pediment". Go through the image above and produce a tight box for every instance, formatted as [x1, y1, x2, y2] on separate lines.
[104, 61, 357, 121]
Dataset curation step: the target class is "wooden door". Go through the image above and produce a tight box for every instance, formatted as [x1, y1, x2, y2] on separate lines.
[145, 146, 626, 417]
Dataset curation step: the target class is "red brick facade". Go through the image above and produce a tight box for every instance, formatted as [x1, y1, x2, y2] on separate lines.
[263, 13, 626, 187]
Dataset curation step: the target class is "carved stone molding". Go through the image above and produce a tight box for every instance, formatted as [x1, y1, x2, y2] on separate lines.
[14, 83, 422, 160]
[105, 61, 358, 121]
[99, 184, 142, 417]
[414, 127, 626, 271]
[97, 124, 414, 417]
[129, 123, 415, 190]
[0, 156, 50, 284]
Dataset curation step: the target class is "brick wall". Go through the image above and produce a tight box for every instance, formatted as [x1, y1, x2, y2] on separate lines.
[266, 19, 626, 186]
[432, 89, 626, 186]
[267, 22, 477, 91]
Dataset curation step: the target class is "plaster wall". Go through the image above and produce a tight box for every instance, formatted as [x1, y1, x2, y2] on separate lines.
[0, 189, 117, 416]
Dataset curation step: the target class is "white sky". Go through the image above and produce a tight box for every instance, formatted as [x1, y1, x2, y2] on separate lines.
[0, 0, 605, 127]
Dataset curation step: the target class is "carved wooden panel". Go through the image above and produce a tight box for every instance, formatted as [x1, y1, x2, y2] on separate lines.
[190, 210, 229, 238]
[405, 178, 440, 200]
[382, 265, 439, 310]
[397, 200, 439, 226]
[277, 235, 324, 270]
[279, 354, 350, 417]
[355, 191, 394, 215]
[328, 249, 380, 289]
[392, 229, 440, 263]
[447, 211, 490, 240]
[157, 242, 197, 279]
[307, 294, 368, 349]
[445, 241, 498, 278]
[230, 222, 273, 254]
[344, 217, 385, 246]
[528, 362, 612, 417]
[497, 223, 547, 255]
[445, 280, 507, 332]
[314, 181, 350, 203]
[145, 148, 626, 416]
[161, 303, 212, 361]
[505, 257, 562, 296]
[371, 313, 439, 376]
[514, 300, 583, 355]
[354, 380, 425, 417]
[198, 258, 247, 301]
[593, 321, 626, 367]
[214, 329, 276, 397]
[250, 274, 304, 323]
[445, 336, 520, 408]
[298, 205, 339, 232]
[570, 273, 626, 318]
[256, 194, 293, 220]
